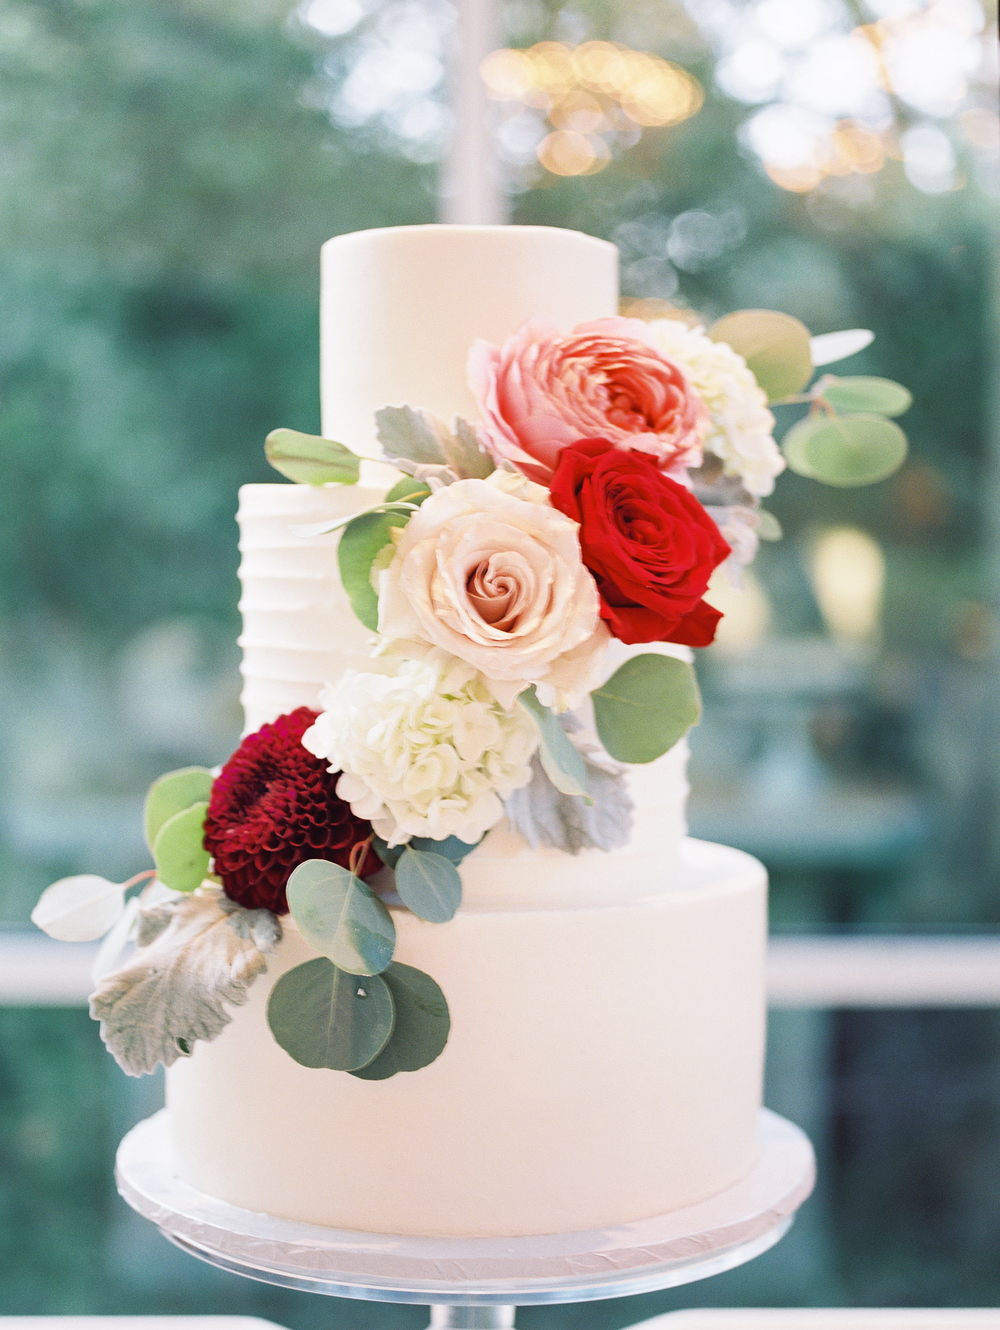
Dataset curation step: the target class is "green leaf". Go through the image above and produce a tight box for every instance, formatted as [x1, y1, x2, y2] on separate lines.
[337, 508, 410, 631]
[756, 509, 783, 541]
[394, 848, 462, 923]
[371, 836, 403, 870]
[818, 376, 912, 418]
[267, 957, 394, 1071]
[709, 309, 813, 402]
[385, 476, 432, 505]
[152, 802, 210, 893]
[780, 416, 820, 479]
[409, 834, 480, 865]
[144, 766, 214, 851]
[264, 429, 361, 486]
[517, 686, 591, 801]
[592, 655, 702, 764]
[286, 858, 396, 976]
[375, 405, 447, 466]
[783, 413, 908, 487]
[350, 963, 450, 1080]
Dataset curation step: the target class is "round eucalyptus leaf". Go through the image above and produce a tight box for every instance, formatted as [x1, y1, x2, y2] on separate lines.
[755, 509, 783, 541]
[338, 509, 410, 631]
[780, 416, 822, 479]
[395, 848, 462, 923]
[591, 655, 702, 765]
[31, 874, 126, 942]
[408, 834, 480, 865]
[286, 858, 395, 976]
[709, 309, 813, 402]
[808, 329, 874, 366]
[350, 963, 450, 1080]
[819, 376, 912, 418]
[802, 413, 908, 487]
[152, 802, 210, 893]
[267, 958, 394, 1071]
[144, 766, 214, 851]
[384, 476, 432, 506]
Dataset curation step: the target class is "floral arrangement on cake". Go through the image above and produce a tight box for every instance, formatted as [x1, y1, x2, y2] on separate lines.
[31, 304, 910, 1079]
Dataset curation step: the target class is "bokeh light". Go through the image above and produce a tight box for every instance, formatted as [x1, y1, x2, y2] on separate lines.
[480, 40, 703, 177]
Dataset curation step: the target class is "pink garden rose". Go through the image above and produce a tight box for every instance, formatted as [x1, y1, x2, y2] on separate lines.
[468, 315, 710, 485]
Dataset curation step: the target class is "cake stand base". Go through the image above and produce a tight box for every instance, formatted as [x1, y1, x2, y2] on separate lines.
[116, 1108, 814, 1326]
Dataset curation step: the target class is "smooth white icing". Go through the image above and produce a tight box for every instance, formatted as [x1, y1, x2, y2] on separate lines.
[167, 838, 766, 1238]
[167, 222, 768, 1239]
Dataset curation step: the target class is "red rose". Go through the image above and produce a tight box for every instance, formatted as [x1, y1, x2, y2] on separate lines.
[203, 707, 379, 914]
[549, 438, 730, 647]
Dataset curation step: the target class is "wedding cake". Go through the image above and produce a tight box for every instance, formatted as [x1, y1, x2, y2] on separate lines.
[166, 225, 766, 1238]
[32, 223, 909, 1241]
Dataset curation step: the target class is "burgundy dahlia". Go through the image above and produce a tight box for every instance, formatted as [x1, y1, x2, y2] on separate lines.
[203, 707, 379, 913]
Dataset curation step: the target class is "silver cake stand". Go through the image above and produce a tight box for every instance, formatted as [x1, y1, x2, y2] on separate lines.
[116, 1108, 814, 1328]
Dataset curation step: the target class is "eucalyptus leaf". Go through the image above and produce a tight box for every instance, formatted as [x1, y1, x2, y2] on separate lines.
[371, 836, 404, 869]
[375, 404, 448, 466]
[409, 834, 480, 865]
[264, 428, 361, 486]
[394, 848, 462, 923]
[144, 766, 214, 851]
[286, 858, 395, 976]
[800, 413, 908, 487]
[756, 509, 783, 541]
[808, 329, 874, 366]
[152, 802, 210, 894]
[591, 655, 702, 764]
[350, 963, 450, 1080]
[31, 874, 126, 942]
[709, 309, 813, 402]
[338, 508, 410, 631]
[780, 416, 820, 479]
[818, 376, 912, 418]
[267, 957, 394, 1071]
[385, 476, 432, 505]
[517, 686, 591, 801]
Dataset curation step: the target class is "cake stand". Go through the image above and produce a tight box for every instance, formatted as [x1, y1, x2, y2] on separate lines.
[116, 1108, 813, 1329]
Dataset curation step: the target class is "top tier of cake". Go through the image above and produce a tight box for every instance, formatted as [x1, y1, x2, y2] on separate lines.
[319, 224, 618, 471]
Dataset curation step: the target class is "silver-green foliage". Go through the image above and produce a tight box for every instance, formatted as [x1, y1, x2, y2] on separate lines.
[591, 655, 702, 764]
[267, 957, 395, 1071]
[285, 859, 395, 976]
[89, 890, 281, 1077]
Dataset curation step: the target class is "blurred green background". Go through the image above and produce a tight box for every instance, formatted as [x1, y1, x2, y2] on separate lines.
[1, 0, 999, 1322]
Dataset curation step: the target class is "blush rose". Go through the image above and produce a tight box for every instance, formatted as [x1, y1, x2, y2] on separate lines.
[548, 438, 731, 648]
[468, 314, 709, 484]
[376, 476, 608, 711]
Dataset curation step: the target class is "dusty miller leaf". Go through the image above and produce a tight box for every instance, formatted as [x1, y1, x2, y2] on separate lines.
[89, 890, 282, 1077]
[504, 714, 634, 854]
[444, 417, 495, 479]
[375, 405, 448, 466]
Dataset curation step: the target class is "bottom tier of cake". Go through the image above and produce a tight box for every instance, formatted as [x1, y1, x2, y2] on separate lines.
[166, 838, 767, 1239]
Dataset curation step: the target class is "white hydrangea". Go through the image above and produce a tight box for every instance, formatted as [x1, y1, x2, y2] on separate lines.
[646, 318, 785, 498]
[302, 655, 538, 848]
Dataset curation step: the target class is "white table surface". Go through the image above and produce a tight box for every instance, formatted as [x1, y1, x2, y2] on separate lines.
[636, 1312, 1000, 1330]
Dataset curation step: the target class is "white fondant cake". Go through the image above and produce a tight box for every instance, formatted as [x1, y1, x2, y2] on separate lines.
[165, 225, 768, 1238]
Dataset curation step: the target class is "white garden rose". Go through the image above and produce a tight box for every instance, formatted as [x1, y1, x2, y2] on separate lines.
[302, 655, 538, 847]
[376, 478, 608, 712]
[646, 319, 785, 498]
